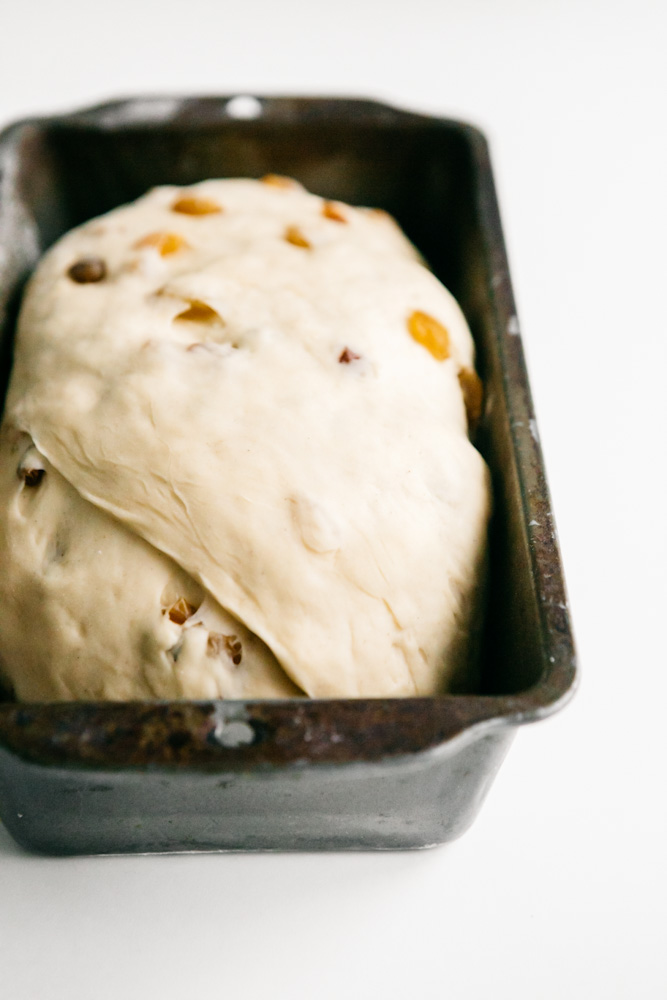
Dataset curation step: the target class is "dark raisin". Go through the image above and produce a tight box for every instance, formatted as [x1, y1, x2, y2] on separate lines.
[226, 635, 243, 665]
[67, 257, 107, 283]
[339, 347, 361, 364]
[19, 467, 45, 487]
[207, 632, 243, 665]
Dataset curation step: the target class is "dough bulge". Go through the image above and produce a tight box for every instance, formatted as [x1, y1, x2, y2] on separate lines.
[0, 178, 490, 701]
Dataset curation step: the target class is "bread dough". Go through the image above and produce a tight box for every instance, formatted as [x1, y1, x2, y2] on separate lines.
[0, 178, 490, 700]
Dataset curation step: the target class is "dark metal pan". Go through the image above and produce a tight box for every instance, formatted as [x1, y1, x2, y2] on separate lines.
[0, 96, 577, 854]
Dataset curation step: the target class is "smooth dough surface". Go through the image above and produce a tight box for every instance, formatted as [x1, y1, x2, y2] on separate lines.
[0, 178, 490, 701]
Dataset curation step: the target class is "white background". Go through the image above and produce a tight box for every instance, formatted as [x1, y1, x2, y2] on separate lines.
[1, 1, 666, 997]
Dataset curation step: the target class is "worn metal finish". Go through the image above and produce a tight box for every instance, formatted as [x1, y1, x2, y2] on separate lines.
[0, 96, 577, 854]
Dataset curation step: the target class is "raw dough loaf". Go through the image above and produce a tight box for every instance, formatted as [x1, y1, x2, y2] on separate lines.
[0, 178, 490, 701]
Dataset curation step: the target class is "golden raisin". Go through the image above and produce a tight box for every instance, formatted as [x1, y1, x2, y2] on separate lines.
[458, 367, 484, 429]
[368, 207, 392, 221]
[322, 201, 347, 223]
[134, 232, 190, 256]
[171, 196, 222, 216]
[261, 174, 300, 189]
[68, 257, 107, 283]
[167, 598, 197, 625]
[407, 310, 451, 361]
[174, 300, 224, 326]
[284, 225, 311, 248]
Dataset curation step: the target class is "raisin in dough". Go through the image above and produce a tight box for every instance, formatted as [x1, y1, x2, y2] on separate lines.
[0, 179, 490, 701]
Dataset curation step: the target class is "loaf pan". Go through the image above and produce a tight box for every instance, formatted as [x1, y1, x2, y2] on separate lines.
[0, 96, 577, 854]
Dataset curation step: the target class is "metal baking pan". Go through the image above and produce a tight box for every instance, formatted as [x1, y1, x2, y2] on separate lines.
[0, 96, 577, 854]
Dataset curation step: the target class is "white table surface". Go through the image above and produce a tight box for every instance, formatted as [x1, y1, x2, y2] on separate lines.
[1, 2, 665, 997]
